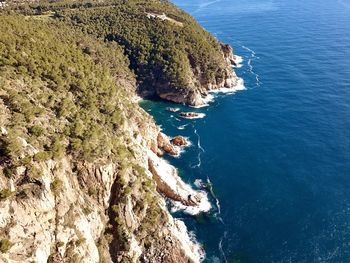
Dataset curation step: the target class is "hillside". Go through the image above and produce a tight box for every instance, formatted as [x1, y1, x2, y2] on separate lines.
[5, 0, 239, 106]
[0, 1, 238, 262]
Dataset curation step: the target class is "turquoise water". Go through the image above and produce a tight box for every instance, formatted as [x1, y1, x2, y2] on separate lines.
[141, 0, 350, 262]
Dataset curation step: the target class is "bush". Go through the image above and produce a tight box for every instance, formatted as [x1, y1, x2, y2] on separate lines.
[57, 241, 64, 247]
[0, 239, 12, 253]
[51, 178, 63, 194]
[0, 189, 14, 200]
[27, 165, 42, 179]
[3, 166, 17, 178]
[29, 125, 44, 137]
[33, 151, 52, 162]
[1, 136, 23, 159]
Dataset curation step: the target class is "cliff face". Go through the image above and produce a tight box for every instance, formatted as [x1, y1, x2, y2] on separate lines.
[0, 112, 207, 263]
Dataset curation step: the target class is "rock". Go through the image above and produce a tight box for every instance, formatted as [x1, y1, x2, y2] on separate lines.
[157, 132, 179, 156]
[162, 143, 178, 156]
[171, 136, 188, 147]
[148, 150, 210, 211]
[179, 112, 205, 119]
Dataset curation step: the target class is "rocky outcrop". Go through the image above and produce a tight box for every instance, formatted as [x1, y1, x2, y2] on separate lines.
[170, 136, 189, 147]
[179, 112, 206, 119]
[154, 43, 240, 107]
[155, 132, 190, 156]
[0, 157, 110, 263]
[157, 133, 179, 156]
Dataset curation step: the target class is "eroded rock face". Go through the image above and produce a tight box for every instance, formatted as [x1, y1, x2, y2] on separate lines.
[0, 114, 204, 263]
[0, 158, 110, 263]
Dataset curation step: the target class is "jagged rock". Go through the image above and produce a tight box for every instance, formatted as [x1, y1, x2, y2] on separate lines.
[179, 112, 206, 119]
[157, 132, 179, 156]
[180, 112, 198, 118]
[171, 136, 188, 147]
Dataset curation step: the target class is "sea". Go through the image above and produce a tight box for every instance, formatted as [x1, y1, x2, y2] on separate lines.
[140, 0, 350, 262]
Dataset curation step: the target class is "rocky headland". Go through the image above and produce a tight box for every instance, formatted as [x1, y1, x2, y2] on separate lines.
[0, 1, 240, 262]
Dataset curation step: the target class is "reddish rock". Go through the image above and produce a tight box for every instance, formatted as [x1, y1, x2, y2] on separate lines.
[157, 132, 179, 156]
[171, 136, 188, 147]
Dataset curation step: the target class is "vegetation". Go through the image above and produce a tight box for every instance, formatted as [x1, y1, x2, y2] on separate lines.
[4, 0, 229, 98]
[0, 238, 12, 253]
[50, 178, 63, 194]
[0, 188, 13, 200]
[0, 15, 137, 168]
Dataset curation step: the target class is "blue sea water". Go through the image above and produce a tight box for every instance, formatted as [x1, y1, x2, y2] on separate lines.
[140, 0, 350, 262]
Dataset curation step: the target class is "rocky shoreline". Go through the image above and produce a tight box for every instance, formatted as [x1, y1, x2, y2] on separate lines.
[0, 46, 240, 263]
[0, 2, 242, 261]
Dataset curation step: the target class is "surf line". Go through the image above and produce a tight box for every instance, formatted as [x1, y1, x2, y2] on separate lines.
[219, 231, 229, 263]
[206, 177, 224, 224]
[193, 0, 221, 14]
[242, 45, 262, 88]
[191, 127, 204, 168]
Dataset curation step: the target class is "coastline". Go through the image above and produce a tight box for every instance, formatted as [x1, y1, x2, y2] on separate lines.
[139, 50, 244, 262]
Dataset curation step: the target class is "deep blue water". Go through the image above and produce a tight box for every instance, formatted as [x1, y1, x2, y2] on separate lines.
[140, 0, 350, 262]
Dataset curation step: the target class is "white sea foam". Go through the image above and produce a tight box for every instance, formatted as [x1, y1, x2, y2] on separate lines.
[219, 231, 228, 263]
[193, 0, 221, 14]
[172, 219, 206, 262]
[166, 107, 180, 112]
[148, 150, 212, 215]
[209, 77, 246, 94]
[194, 179, 204, 188]
[171, 138, 192, 158]
[170, 191, 212, 215]
[206, 178, 221, 215]
[191, 128, 204, 168]
[242, 45, 257, 58]
[178, 123, 189, 130]
[242, 45, 262, 87]
[233, 55, 244, 68]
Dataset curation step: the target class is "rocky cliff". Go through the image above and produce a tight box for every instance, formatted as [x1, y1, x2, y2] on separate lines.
[0, 1, 239, 262]
[0, 118, 209, 262]
[0, 107, 209, 263]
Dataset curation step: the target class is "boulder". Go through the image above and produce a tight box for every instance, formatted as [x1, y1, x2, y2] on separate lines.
[171, 136, 188, 147]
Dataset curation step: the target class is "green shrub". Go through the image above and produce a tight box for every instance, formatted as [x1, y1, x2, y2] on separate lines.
[3, 166, 17, 178]
[33, 151, 52, 162]
[0, 189, 14, 200]
[0, 239, 12, 253]
[27, 166, 42, 180]
[29, 125, 44, 137]
[57, 241, 64, 247]
[51, 178, 63, 194]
